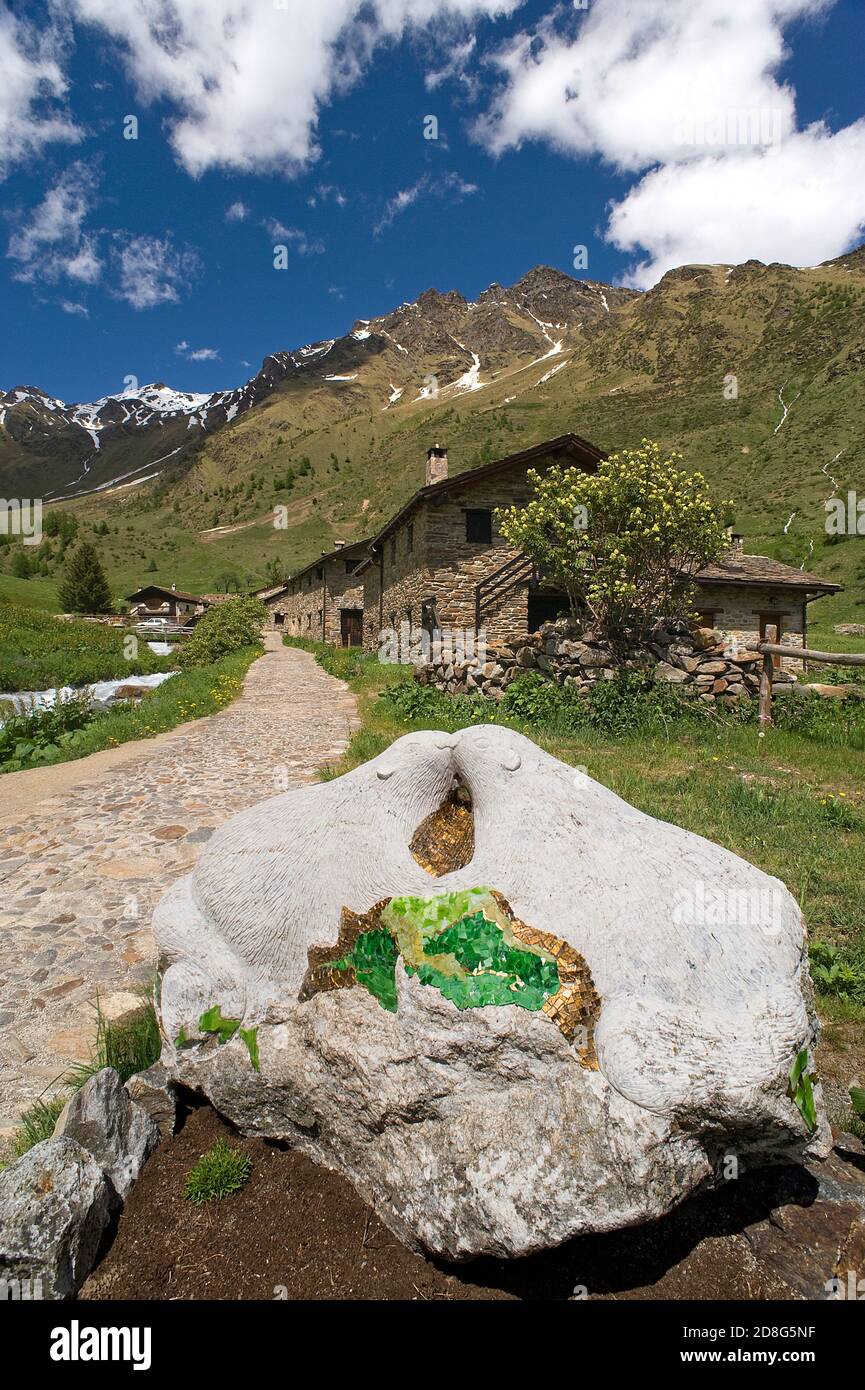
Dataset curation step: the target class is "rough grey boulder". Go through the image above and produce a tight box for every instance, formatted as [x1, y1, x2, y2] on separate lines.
[54, 1067, 159, 1201]
[125, 1062, 178, 1139]
[154, 726, 829, 1261]
[0, 1138, 110, 1298]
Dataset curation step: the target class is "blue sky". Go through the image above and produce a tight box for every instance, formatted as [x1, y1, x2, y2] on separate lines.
[2, 0, 864, 405]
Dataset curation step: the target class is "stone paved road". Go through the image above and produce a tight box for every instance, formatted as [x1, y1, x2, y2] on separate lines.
[0, 638, 359, 1131]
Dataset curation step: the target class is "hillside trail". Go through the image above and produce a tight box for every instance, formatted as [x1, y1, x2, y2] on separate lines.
[0, 636, 358, 1133]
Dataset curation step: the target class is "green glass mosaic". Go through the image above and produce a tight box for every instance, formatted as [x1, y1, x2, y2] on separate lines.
[417, 909, 560, 1011]
[324, 889, 560, 1017]
[326, 927, 400, 1012]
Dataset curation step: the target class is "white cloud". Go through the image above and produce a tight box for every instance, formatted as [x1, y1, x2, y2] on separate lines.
[175, 340, 219, 360]
[224, 200, 249, 222]
[426, 34, 476, 90]
[474, 0, 865, 283]
[307, 184, 347, 208]
[0, 8, 80, 179]
[7, 162, 102, 286]
[609, 121, 865, 288]
[111, 234, 201, 310]
[262, 219, 325, 255]
[67, 0, 521, 176]
[375, 169, 478, 232]
[60, 299, 89, 316]
[477, 0, 823, 171]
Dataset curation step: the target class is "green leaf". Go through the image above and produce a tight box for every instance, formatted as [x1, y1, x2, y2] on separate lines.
[198, 1004, 241, 1045]
[850, 1087, 865, 1120]
[239, 1027, 260, 1072]
[788, 1048, 818, 1132]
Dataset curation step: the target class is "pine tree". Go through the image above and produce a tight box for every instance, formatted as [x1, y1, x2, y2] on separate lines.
[57, 541, 113, 614]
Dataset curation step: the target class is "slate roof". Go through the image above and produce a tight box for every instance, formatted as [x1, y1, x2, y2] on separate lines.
[695, 551, 841, 593]
[126, 584, 206, 604]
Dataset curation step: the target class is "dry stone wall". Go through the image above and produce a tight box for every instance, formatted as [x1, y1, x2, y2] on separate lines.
[415, 618, 797, 703]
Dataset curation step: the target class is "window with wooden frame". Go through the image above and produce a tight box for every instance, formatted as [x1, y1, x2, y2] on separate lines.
[465, 508, 492, 544]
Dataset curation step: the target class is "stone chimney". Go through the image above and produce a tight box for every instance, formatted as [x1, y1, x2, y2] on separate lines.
[426, 445, 448, 487]
[725, 527, 745, 552]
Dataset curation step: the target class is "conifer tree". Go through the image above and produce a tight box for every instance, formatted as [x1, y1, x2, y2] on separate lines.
[57, 540, 113, 614]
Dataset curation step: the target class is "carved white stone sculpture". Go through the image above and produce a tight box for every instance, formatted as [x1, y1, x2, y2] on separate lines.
[154, 726, 829, 1260]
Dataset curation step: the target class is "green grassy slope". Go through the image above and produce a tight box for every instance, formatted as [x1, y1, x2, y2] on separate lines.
[4, 254, 863, 637]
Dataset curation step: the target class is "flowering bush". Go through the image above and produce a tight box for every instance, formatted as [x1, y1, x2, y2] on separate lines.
[177, 595, 267, 668]
[496, 440, 731, 638]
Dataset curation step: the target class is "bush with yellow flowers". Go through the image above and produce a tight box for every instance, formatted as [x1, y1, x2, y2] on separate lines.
[496, 440, 732, 639]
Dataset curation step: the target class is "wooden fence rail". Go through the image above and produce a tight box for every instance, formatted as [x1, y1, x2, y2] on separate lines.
[756, 624, 864, 726]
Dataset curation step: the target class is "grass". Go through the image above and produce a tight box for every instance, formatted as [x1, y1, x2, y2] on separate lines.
[184, 1137, 252, 1204]
[298, 637, 865, 1133]
[0, 644, 261, 774]
[3, 991, 162, 1166]
[0, 601, 173, 692]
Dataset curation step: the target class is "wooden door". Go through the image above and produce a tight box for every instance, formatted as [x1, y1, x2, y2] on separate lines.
[340, 608, 363, 647]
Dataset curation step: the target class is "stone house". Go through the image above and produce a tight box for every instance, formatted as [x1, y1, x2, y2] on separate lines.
[270, 433, 840, 666]
[690, 548, 841, 672]
[355, 435, 606, 653]
[261, 536, 369, 643]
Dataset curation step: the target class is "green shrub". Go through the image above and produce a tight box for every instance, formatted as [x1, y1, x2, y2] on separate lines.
[378, 676, 492, 729]
[501, 670, 714, 737]
[185, 1138, 252, 1203]
[809, 941, 865, 1003]
[0, 693, 95, 772]
[178, 596, 267, 668]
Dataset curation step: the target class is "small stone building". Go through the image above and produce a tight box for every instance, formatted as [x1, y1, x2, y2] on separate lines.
[261, 537, 369, 644]
[355, 435, 605, 652]
[271, 434, 840, 666]
[691, 549, 840, 672]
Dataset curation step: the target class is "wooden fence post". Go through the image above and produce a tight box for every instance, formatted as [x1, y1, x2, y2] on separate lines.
[759, 624, 777, 728]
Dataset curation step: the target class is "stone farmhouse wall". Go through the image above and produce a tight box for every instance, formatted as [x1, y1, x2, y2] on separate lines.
[362, 457, 576, 655]
[693, 583, 806, 673]
[266, 552, 365, 643]
[415, 618, 798, 704]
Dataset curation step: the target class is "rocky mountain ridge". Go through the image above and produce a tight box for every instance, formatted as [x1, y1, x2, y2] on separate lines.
[0, 267, 635, 500]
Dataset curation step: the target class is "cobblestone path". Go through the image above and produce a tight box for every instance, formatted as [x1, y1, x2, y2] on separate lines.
[0, 638, 359, 1131]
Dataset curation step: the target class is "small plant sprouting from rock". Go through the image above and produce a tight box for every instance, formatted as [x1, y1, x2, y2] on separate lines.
[198, 1004, 241, 1044]
[184, 1137, 251, 1204]
[188, 1005, 260, 1070]
[788, 1049, 818, 1132]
